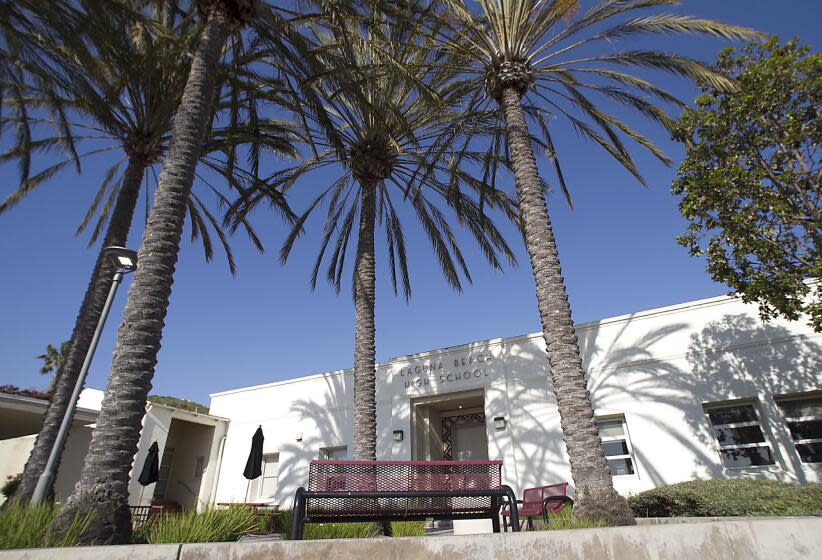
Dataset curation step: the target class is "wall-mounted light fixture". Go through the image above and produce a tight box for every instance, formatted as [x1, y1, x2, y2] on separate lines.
[296, 432, 303, 442]
[393, 430, 404, 442]
[493, 417, 506, 430]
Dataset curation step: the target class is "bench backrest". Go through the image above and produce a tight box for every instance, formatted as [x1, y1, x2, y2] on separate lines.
[307, 460, 503, 492]
[522, 483, 569, 512]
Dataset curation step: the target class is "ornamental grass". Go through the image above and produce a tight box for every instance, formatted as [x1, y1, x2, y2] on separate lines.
[0, 502, 91, 549]
[132, 506, 262, 544]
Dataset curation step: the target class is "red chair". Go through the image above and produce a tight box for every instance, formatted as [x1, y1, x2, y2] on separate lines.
[500, 482, 574, 531]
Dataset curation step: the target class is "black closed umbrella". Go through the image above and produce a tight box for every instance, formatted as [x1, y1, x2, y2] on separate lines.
[244, 426, 264, 480]
[136, 441, 160, 506]
[138, 442, 161, 486]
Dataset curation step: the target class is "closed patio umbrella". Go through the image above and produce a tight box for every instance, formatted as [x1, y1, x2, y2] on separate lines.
[243, 426, 264, 500]
[136, 441, 160, 506]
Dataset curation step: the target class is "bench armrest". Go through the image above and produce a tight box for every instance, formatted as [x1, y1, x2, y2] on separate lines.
[500, 498, 522, 513]
[541, 496, 574, 522]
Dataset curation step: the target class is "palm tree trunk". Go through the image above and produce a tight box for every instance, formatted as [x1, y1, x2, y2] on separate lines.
[352, 180, 377, 461]
[51, 5, 231, 545]
[13, 157, 145, 503]
[499, 86, 635, 526]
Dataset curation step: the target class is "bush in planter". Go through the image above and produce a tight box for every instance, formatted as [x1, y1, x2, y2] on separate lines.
[628, 479, 822, 518]
[133, 506, 263, 544]
[387, 521, 427, 537]
[0, 502, 91, 549]
[538, 508, 608, 530]
[1, 474, 22, 500]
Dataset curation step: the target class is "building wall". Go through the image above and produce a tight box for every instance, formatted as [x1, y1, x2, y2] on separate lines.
[209, 295, 822, 506]
[0, 434, 34, 505]
[127, 404, 228, 510]
[0, 423, 94, 505]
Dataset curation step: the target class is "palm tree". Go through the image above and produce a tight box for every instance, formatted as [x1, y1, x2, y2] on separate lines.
[48, 0, 379, 543]
[45, 0, 272, 543]
[2, 0, 297, 503]
[432, 0, 761, 524]
[228, 6, 518, 459]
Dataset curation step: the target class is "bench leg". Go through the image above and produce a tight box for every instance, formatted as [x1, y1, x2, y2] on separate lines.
[291, 487, 306, 540]
[492, 513, 500, 533]
[500, 485, 520, 533]
[502, 514, 508, 532]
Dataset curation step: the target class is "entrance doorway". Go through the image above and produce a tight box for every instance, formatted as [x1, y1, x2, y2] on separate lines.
[411, 389, 488, 461]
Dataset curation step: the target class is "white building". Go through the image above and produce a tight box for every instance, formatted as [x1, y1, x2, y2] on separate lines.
[209, 293, 821, 507]
[0, 390, 229, 509]
[2, 293, 819, 511]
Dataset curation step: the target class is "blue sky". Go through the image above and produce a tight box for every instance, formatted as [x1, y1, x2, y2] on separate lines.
[1, 1, 820, 406]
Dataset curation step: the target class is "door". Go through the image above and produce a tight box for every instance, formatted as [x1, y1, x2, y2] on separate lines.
[453, 423, 489, 461]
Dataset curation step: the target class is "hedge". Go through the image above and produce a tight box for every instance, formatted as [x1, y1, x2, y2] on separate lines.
[628, 479, 822, 518]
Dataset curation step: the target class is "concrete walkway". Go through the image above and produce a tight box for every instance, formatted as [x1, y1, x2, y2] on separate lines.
[1, 517, 820, 559]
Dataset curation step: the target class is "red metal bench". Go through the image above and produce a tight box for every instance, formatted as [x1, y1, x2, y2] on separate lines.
[290, 460, 520, 539]
[501, 482, 574, 530]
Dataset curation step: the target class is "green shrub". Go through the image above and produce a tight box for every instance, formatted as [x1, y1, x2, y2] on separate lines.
[628, 480, 822, 518]
[0, 502, 91, 549]
[133, 506, 262, 544]
[388, 521, 426, 537]
[1, 474, 22, 499]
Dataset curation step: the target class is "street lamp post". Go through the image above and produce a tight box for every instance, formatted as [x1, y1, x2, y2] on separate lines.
[31, 246, 138, 505]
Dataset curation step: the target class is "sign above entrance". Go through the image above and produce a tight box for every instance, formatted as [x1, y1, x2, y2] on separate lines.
[393, 351, 496, 391]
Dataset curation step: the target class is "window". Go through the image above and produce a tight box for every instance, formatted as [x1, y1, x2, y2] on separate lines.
[777, 394, 822, 464]
[154, 446, 175, 499]
[704, 402, 775, 468]
[193, 456, 206, 479]
[319, 446, 348, 460]
[247, 453, 279, 502]
[597, 417, 635, 476]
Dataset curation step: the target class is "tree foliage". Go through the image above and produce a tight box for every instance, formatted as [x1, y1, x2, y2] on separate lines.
[36, 342, 69, 375]
[673, 39, 821, 331]
[433, 0, 760, 205]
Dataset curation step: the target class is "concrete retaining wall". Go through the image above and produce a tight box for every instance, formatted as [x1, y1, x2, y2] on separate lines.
[1, 518, 820, 560]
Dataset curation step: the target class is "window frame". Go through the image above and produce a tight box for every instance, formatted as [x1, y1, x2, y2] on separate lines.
[776, 393, 822, 465]
[703, 400, 775, 470]
[596, 415, 637, 478]
[247, 452, 280, 503]
[319, 445, 349, 460]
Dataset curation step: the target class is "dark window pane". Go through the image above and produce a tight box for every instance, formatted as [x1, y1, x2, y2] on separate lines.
[607, 458, 634, 476]
[787, 420, 822, 441]
[719, 446, 774, 468]
[714, 425, 766, 446]
[796, 442, 822, 463]
[707, 405, 758, 426]
[779, 398, 822, 418]
[601, 440, 630, 457]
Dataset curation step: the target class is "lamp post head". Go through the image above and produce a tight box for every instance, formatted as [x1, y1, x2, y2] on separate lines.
[104, 246, 138, 272]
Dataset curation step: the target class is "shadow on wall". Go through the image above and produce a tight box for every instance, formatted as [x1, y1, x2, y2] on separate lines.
[680, 314, 820, 483]
[275, 371, 352, 506]
[271, 313, 819, 497]
[585, 313, 820, 485]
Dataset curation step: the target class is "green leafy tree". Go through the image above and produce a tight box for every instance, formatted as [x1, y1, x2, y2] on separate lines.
[4, 0, 297, 505]
[229, 5, 517, 460]
[432, 0, 760, 525]
[673, 38, 821, 332]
